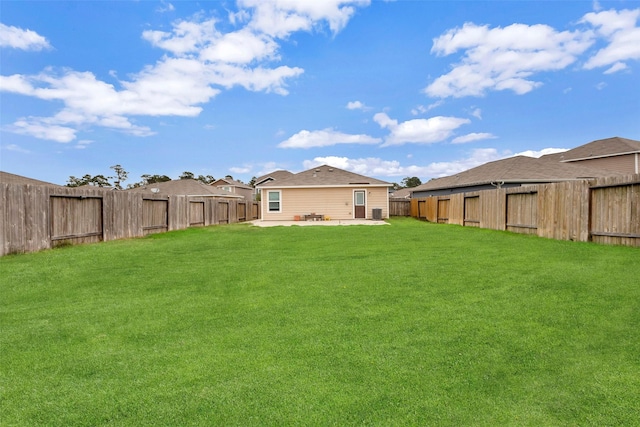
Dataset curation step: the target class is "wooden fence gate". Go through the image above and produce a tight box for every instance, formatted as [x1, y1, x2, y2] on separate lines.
[50, 195, 103, 247]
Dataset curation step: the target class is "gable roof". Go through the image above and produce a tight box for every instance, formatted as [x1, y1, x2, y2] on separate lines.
[255, 170, 294, 186]
[390, 188, 413, 199]
[258, 165, 391, 188]
[211, 177, 253, 189]
[560, 136, 640, 162]
[128, 179, 241, 197]
[0, 171, 61, 187]
[412, 154, 622, 193]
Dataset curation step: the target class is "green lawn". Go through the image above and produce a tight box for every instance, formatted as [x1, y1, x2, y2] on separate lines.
[1, 218, 639, 426]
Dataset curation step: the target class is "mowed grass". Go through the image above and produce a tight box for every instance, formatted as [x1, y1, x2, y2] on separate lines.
[1, 218, 639, 426]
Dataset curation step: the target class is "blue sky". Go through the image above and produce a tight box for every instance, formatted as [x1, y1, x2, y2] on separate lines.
[1, 0, 639, 186]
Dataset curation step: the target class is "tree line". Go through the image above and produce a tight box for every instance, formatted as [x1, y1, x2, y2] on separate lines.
[66, 165, 236, 189]
[66, 165, 421, 191]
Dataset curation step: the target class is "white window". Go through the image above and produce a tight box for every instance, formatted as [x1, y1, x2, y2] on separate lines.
[268, 191, 281, 212]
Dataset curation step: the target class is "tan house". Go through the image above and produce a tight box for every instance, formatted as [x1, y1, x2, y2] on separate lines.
[210, 176, 253, 200]
[256, 165, 392, 221]
[254, 170, 294, 200]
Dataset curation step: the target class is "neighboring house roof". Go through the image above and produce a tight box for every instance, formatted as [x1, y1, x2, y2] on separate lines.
[389, 188, 413, 199]
[258, 165, 392, 188]
[211, 177, 253, 190]
[0, 171, 62, 187]
[128, 179, 241, 197]
[254, 170, 294, 186]
[560, 136, 640, 162]
[412, 154, 622, 193]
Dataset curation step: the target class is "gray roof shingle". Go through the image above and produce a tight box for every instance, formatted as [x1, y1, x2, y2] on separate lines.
[258, 165, 391, 188]
[128, 179, 241, 197]
[0, 171, 62, 187]
[560, 136, 640, 161]
[412, 154, 622, 192]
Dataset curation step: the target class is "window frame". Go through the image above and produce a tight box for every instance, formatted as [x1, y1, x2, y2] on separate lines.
[267, 190, 282, 213]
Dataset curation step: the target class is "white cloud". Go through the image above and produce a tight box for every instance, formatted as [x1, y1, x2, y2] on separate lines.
[278, 128, 381, 148]
[346, 100, 367, 110]
[3, 144, 30, 154]
[603, 62, 628, 74]
[373, 112, 470, 146]
[513, 147, 568, 158]
[411, 100, 443, 115]
[240, 0, 370, 37]
[421, 148, 506, 177]
[301, 148, 508, 180]
[157, 1, 175, 13]
[0, 23, 51, 51]
[229, 166, 252, 174]
[0, 1, 368, 142]
[582, 8, 640, 71]
[425, 22, 594, 98]
[74, 140, 93, 150]
[451, 132, 496, 144]
[470, 108, 482, 119]
[8, 119, 77, 143]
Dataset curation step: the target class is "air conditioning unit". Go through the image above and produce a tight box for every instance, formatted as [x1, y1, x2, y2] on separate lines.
[372, 208, 382, 220]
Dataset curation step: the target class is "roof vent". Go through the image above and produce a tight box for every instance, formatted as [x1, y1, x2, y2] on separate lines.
[328, 168, 334, 172]
[315, 169, 321, 173]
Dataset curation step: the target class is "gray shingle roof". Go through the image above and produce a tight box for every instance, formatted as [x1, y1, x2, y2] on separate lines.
[211, 177, 253, 189]
[560, 136, 640, 161]
[128, 179, 241, 197]
[412, 154, 622, 192]
[0, 171, 62, 187]
[255, 170, 294, 186]
[258, 165, 391, 188]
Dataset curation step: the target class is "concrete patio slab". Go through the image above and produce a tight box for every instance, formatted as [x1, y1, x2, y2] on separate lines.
[249, 219, 389, 227]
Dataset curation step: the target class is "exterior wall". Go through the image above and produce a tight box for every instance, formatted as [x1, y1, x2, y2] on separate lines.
[412, 182, 526, 197]
[260, 187, 389, 221]
[567, 153, 638, 175]
[216, 185, 253, 200]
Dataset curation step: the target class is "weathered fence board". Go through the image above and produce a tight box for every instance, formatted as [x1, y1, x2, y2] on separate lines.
[189, 201, 205, 226]
[389, 199, 411, 216]
[463, 195, 480, 227]
[411, 174, 639, 247]
[0, 184, 260, 256]
[143, 199, 168, 235]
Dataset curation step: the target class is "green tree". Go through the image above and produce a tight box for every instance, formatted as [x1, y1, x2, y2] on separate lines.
[196, 175, 215, 184]
[128, 174, 172, 188]
[179, 171, 195, 180]
[110, 164, 128, 190]
[401, 176, 422, 188]
[66, 174, 111, 187]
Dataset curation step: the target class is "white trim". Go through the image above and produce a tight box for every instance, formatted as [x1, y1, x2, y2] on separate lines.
[636, 153, 639, 174]
[266, 190, 282, 213]
[353, 189, 367, 219]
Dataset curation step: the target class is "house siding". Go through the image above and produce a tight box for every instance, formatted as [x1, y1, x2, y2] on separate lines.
[261, 187, 389, 221]
[566, 154, 638, 175]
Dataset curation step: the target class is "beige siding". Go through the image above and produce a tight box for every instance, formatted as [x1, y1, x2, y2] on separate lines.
[568, 154, 638, 175]
[261, 187, 389, 221]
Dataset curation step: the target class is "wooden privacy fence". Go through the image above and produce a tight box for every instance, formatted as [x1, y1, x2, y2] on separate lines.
[389, 199, 411, 216]
[411, 174, 640, 247]
[0, 184, 260, 256]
